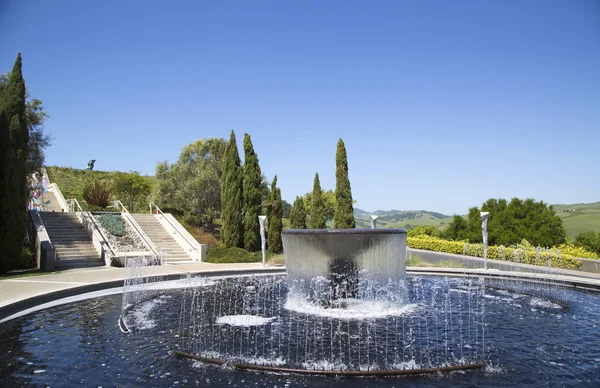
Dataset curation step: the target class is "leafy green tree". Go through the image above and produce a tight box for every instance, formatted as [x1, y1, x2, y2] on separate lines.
[153, 138, 226, 228]
[112, 171, 152, 212]
[574, 231, 600, 256]
[303, 189, 336, 223]
[443, 198, 566, 247]
[290, 196, 307, 229]
[502, 198, 565, 247]
[0, 72, 51, 183]
[267, 175, 283, 252]
[281, 199, 292, 219]
[464, 206, 485, 242]
[221, 130, 244, 248]
[0, 54, 28, 273]
[333, 139, 355, 229]
[242, 133, 262, 251]
[309, 172, 326, 229]
[443, 215, 470, 240]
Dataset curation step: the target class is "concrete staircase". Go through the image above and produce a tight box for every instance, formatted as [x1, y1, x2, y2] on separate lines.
[130, 214, 191, 262]
[39, 212, 104, 269]
[43, 190, 64, 212]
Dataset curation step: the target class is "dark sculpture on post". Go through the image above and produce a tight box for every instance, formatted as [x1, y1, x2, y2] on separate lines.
[87, 160, 96, 171]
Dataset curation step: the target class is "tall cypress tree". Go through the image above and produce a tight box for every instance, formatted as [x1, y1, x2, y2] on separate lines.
[267, 176, 283, 253]
[220, 130, 243, 248]
[0, 54, 28, 273]
[290, 196, 307, 229]
[334, 138, 355, 229]
[309, 172, 326, 229]
[242, 133, 262, 251]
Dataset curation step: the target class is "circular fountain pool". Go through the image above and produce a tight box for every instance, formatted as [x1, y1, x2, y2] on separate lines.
[1, 273, 600, 387]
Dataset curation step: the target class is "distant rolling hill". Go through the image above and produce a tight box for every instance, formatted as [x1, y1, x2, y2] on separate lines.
[552, 202, 600, 241]
[354, 208, 452, 229]
[354, 202, 600, 241]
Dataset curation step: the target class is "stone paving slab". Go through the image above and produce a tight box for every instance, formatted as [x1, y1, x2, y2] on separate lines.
[0, 262, 283, 311]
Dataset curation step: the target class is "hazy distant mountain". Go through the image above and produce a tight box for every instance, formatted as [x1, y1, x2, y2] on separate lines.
[353, 202, 600, 240]
[353, 208, 371, 217]
[353, 208, 452, 229]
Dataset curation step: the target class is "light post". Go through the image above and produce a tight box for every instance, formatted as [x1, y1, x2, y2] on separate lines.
[481, 212, 489, 269]
[370, 215, 379, 229]
[258, 215, 267, 267]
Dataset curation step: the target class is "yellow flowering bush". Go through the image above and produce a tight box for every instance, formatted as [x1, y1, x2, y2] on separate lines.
[407, 235, 582, 269]
[554, 244, 598, 259]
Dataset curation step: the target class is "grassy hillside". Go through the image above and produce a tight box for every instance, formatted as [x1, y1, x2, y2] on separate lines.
[46, 166, 118, 202]
[45, 166, 154, 212]
[553, 202, 600, 241]
[354, 209, 453, 229]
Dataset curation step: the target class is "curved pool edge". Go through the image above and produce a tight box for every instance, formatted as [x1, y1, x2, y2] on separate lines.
[0, 266, 285, 322]
[2, 265, 600, 324]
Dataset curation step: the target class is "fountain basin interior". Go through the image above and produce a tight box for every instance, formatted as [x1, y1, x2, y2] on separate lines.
[2, 271, 600, 387]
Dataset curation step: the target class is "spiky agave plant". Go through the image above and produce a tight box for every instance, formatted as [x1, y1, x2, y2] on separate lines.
[82, 180, 112, 209]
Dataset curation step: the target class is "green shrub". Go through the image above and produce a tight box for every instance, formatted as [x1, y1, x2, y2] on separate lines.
[20, 247, 35, 269]
[573, 231, 600, 257]
[98, 214, 125, 236]
[407, 235, 582, 269]
[408, 225, 442, 238]
[205, 246, 261, 263]
[82, 180, 112, 209]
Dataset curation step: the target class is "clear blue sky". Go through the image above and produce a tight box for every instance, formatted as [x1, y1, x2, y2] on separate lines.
[1, 0, 599, 215]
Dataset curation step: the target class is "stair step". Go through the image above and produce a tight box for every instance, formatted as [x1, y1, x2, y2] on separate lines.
[55, 246, 99, 251]
[130, 213, 195, 262]
[53, 244, 97, 249]
[40, 224, 84, 228]
[48, 231, 88, 235]
[57, 254, 101, 261]
[56, 260, 104, 269]
[56, 248, 99, 255]
[47, 232, 89, 236]
[50, 238, 93, 243]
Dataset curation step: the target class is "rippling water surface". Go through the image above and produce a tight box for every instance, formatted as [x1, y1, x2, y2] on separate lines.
[1, 275, 600, 387]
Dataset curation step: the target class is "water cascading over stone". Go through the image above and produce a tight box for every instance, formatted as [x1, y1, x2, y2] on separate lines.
[282, 229, 407, 306]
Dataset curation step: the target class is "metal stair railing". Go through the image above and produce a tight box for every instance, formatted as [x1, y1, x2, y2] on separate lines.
[149, 201, 200, 260]
[66, 198, 118, 262]
[114, 200, 160, 257]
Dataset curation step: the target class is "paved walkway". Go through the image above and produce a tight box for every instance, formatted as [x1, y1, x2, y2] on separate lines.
[0, 262, 284, 319]
[3, 251, 600, 321]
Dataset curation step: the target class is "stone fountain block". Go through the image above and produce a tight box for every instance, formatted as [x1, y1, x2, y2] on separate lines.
[282, 229, 407, 304]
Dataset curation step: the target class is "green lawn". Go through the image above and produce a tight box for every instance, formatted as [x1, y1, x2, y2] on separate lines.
[556, 206, 600, 241]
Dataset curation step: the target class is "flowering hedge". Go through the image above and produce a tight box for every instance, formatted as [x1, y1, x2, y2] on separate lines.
[407, 235, 584, 270]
